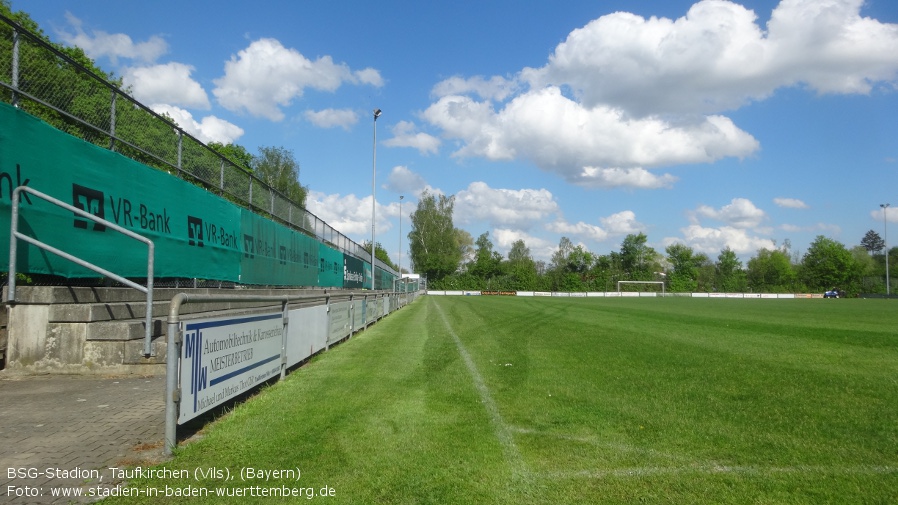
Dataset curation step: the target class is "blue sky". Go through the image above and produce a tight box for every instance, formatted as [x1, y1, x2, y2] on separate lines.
[15, 0, 898, 268]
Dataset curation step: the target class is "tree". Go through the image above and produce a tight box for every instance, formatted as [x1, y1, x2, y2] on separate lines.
[508, 239, 531, 263]
[860, 230, 886, 255]
[506, 239, 537, 290]
[454, 229, 475, 269]
[715, 247, 747, 292]
[361, 241, 397, 271]
[800, 236, 860, 293]
[408, 191, 462, 281]
[470, 232, 503, 279]
[850, 245, 882, 293]
[209, 142, 253, 170]
[251, 146, 307, 208]
[619, 233, 658, 280]
[665, 243, 709, 292]
[747, 248, 796, 293]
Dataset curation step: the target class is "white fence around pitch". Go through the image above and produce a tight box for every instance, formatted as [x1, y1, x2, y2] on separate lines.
[164, 290, 420, 455]
[427, 291, 821, 299]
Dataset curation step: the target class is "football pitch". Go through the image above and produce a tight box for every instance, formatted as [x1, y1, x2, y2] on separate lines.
[111, 295, 898, 504]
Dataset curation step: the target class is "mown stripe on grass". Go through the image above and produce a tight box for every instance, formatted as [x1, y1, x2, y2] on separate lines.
[431, 297, 529, 480]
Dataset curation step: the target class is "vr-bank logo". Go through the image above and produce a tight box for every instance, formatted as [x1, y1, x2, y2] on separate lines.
[187, 216, 204, 247]
[71, 184, 106, 231]
[183, 328, 208, 414]
[243, 234, 254, 259]
[279, 245, 287, 265]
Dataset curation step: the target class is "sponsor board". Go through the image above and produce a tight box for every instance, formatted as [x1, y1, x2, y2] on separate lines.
[179, 313, 284, 424]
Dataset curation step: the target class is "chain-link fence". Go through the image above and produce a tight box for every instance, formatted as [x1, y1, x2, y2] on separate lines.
[0, 13, 389, 276]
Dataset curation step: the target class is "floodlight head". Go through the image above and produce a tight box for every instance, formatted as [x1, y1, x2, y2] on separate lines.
[373, 108, 382, 120]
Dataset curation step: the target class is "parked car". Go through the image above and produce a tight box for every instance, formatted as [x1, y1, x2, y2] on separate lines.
[824, 288, 844, 298]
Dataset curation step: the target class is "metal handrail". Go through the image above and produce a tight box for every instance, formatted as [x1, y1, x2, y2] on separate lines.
[7, 186, 156, 356]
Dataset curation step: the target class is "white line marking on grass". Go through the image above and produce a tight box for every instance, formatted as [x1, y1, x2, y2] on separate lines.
[536, 464, 898, 480]
[433, 301, 529, 479]
[509, 426, 691, 463]
[510, 426, 898, 480]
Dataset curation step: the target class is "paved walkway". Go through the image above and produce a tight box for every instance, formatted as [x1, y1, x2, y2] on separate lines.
[0, 372, 166, 504]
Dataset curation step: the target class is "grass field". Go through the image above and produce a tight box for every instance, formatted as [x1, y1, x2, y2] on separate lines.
[108, 296, 898, 504]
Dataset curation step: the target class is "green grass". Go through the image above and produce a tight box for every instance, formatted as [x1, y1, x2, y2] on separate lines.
[106, 296, 898, 504]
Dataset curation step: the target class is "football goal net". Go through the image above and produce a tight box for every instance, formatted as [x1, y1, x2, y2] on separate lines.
[617, 281, 666, 294]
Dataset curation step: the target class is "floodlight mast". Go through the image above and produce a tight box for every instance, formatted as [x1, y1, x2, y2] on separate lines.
[882, 203, 890, 296]
[371, 108, 381, 290]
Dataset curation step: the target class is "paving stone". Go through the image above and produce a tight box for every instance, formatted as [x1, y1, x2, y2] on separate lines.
[0, 373, 166, 504]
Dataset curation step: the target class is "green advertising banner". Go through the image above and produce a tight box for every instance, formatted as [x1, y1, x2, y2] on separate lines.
[318, 244, 344, 288]
[343, 254, 366, 289]
[0, 102, 240, 281]
[238, 209, 320, 286]
[0, 103, 394, 289]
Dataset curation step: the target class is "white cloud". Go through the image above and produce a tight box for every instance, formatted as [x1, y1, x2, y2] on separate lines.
[671, 225, 776, 255]
[422, 88, 759, 187]
[353, 67, 385, 87]
[600, 210, 645, 235]
[419, 0, 898, 189]
[546, 220, 609, 243]
[305, 191, 395, 240]
[123, 63, 210, 109]
[384, 166, 439, 198]
[870, 205, 898, 224]
[213, 38, 383, 121]
[525, 0, 898, 116]
[774, 197, 809, 209]
[454, 181, 559, 229]
[151, 104, 244, 144]
[693, 198, 767, 229]
[304, 108, 359, 130]
[383, 121, 441, 155]
[492, 228, 555, 261]
[576, 167, 677, 189]
[432, 75, 518, 101]
[58, 13, 167, 64]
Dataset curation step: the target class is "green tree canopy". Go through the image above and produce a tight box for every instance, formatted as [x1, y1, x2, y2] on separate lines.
[860, 230, 885, 254]
[664, 243, 710, 292]
[800, 236, 861, 293]
[470, 232, 503, 279]
[715, 247, 747, 293]
[209, 142, 253, 170]
[251, 146, 307, 208]
[361, 241, 397, 271]
[747, 248, 796, 293]
[408, 191, 462, 281]
[619, 233, 658, 280]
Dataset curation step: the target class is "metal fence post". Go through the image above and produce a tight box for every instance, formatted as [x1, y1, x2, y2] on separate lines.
[280, 299, 288, 380]
[164, 293, 187, 457]
[11, 27, 18, 107]
[109, 90, 116, 150]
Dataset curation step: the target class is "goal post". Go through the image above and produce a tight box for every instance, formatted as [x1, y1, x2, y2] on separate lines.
[617, 280, 665, 294]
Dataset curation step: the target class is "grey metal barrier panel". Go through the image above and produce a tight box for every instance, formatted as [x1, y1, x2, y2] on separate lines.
[327, 300, 352, 345]
[286, 304, 329, 369]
